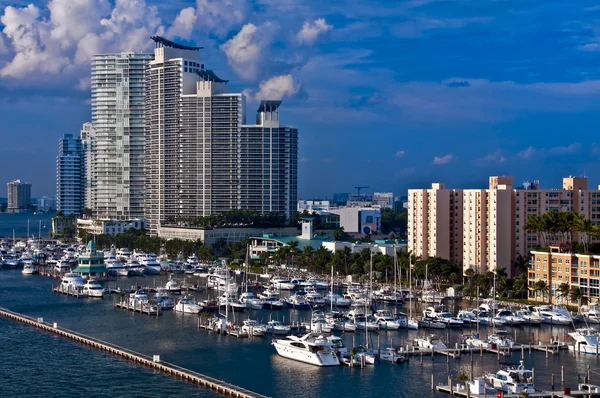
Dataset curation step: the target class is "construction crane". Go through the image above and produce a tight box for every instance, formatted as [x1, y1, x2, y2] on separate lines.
[354, 186, 369, 196]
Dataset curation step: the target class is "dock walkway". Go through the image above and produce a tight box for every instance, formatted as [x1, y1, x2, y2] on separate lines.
[0, 307, 267, 398]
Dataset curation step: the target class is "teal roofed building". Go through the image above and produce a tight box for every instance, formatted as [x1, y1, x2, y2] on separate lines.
[73, 240, 109, 278]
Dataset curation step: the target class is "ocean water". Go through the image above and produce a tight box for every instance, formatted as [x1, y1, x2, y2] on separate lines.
[1, 270, 599, 397]
[0, 212, 53, 238]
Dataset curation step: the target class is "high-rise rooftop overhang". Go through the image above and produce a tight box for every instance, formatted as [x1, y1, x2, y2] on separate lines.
[257, 100, 282, 113]
[150, 35, 203, 51]
[196, 69, 228, 83]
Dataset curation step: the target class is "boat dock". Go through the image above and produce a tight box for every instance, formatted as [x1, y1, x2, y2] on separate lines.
[52, 286, 89, 298]
[113, 299, 162, 316]
[435, 384, 600, 397]
[0, 307, 268, 398]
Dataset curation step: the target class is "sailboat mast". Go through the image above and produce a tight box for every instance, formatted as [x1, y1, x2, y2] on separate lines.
[330, 264, 334, 313]
[409, 255, 412, 319]
[393, 247, 397, 312]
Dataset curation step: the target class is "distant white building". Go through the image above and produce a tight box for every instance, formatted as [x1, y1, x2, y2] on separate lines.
[37, 196, 57, 212]
[373, 192, 394, 208]
[322, 240, 407, 255]
[7, 179, 32, 213]
[297, 200, 331, 212]
[328, 207, 381, 234]
[77, 218, 146, 236]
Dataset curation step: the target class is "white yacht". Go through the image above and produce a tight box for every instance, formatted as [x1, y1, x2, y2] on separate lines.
[435, 311, 464, 327]
[488, 331, 514, 348]
[568, 328, 600, 354]
[377, 347, 407, 364]
[462, 333, 489, 348]
[485, 361, 535, 394]
[272, 333, 341, 366]
[457, 310, 478, 324]
[533, 306, 571, 325]
[54, 259, 71, 274]
[270, 277, 295, 290]
[175, 295, 203, 314]
[241, 320, 267, 336]
[139, 253, 161, 275]
[580, 304, 600, 324]
[324, 293, 351, 307]
[22, 263, 38, 275]
[515, 309, 543, 325]
[418, 318, 446, 329]
[493, 309, 525, 326]
[414, 334, 447, 350]
[165, 279, 182, 294]
[266, 320, 291, 335]
[154, 288, 175, 310]
[60, 273, 85, 292]
[82, 279, 105, 297]
[373, 309, 402, 330]
[239, 292, 264, 310]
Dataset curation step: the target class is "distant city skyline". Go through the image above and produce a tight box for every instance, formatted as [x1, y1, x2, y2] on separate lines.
[2, 1, 600, 198]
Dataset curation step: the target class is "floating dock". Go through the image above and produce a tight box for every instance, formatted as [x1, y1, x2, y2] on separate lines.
[52, 286, 89, 298]
[0, 307, 267, 398]
[435, 384, 600, 397]
[114, 300, 162, 316]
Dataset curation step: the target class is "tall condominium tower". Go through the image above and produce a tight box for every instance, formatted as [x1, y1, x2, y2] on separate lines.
[80, 122, 96, 211]
[56, 134, 84, 216]
[7, 179, 31, 213]
[91, 52, 153, 220]
[146, 36, 298, 234]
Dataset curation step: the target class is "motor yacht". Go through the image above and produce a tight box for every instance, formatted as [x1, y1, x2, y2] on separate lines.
[175, 295, 203, 314]
[54, 259, 71, 274]
[305, 291, 326, 307]
[239, 292, 264, 310]
[462, 333, 488, 348]
[373, 309, 402, 330]
[515, 309, 543, 325]
[140, 253, 161, 275]
[218, 294, 246, 312]
[487, 331, 514, 348]
[82, 279, 105, 297]
[165, 279, 182, 294]
[284, 293, 312, 310]
[568, 328, 600, 354]
[154, 288, 175, 310]
[493, 309, 525, 326]
[324, 293, 351, 307]
[327, 335, 348, 357]
[272, 333, 340, 366]
[377, 347, 407, 364]
[457, 310, 479, 324]
[414, 334, 447, 350]
[22, 263, 38, 275]
[241, 319, 267, 336]
[262, 295, 285, 310]
[485, 360, 535, 394]
[580, 304, 600, 324]
[418, 318, 446, 329]
[270, 278, 295, 290]
[124, 259, 144, 276]
[60, 273, 85, 292]
[532, 306, 571, 325]
[266, 320, 291, 335]
[435, 311, 464, 327]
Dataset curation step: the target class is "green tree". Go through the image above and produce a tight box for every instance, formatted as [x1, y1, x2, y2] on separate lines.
[569, 286, 585, 306]
[533, 280, 549, 303]
[557, 282, 571, 304]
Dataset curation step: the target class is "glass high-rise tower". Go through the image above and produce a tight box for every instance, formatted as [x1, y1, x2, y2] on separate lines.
[91, 52, 153, 220]
[56, 134, 83, 216]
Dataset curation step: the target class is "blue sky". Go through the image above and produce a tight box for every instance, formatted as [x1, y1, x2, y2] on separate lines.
[1, 0, 600, 199]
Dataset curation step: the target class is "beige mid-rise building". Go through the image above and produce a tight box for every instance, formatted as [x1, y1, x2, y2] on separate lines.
[409, 175, 600, 278]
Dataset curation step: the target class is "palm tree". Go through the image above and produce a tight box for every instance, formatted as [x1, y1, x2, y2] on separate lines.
[533, 280, 549, 303]
[512, 274, 528, 299]
[574, 215, 594, 253]
[557, 283, 570, 304]
[570, 286, 585, 306]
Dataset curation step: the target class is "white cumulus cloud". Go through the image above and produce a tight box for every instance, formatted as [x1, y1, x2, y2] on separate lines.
[395, 150, 405, 157]
[166, 7, 196, 40]
[221, 22, 278, 81]
[255, 74, 301, 100]
[166, 0, 246, 40]
[297, 18, 333, 45]
[433, 154, 453, 165]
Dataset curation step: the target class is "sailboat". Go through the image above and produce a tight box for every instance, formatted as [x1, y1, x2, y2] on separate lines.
[407, 254, 419, 330]
[420, 263, 445, 304]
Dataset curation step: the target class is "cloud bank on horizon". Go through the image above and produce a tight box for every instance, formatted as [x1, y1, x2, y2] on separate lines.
[1, 0, 600, 198]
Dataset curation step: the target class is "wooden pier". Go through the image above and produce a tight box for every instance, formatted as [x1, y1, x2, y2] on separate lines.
[435, 384, 600, 397]
[113, 299, 162, 316]
[52, 286, 89, 298]
[0, 307, 267, 398]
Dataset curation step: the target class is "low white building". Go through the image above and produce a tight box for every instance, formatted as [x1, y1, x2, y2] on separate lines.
[328, 206, 381, 234]
[77, 218, 145, 236]
[157, 226, 298, 245]
[322, 240, 407, 255]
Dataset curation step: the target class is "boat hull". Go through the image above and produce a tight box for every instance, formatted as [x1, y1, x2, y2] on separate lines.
[272, 342, 340, 366]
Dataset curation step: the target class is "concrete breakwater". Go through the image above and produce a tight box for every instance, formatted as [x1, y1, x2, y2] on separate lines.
[0, 307, 267, 398]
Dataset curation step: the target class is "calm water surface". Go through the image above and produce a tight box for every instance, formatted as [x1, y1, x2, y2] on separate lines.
[1, 270, 599, 397]
[0, 212, 53, 238]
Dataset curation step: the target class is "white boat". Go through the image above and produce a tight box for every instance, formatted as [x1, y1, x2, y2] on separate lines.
[22, 263, 38, 275]
[485, 360, 535, 394]
[241, 319, 267, 336]
[493, 309, 524, 326]
[407, 318, 419, 330]
[327, 335, 348, 357]
[533, 306, 571, 325]
[270, 277, 295, 290]
[414, 334, 447, 350]
[515, 309, 543, 325]
[266, 320, 291, 335]
[239, 292, 264, 310]
[60, 273, 85, 292]
[580, 304, 600, 324]
[568, 328, 600, 354]
[154, 288, 175, 310]
[374, 309, 402, 330]
[418, 318, 446, 329]
[82, 279, 105, 297]
[457, 310, 479, 324]
[175, 295, 203, 314]
[325, 293, 351, 307]
[462, 333, 488, 348]
[377, 347, 407, 364]
[272, 333, 340, 366]
[435, 311, 464, 327]
[165, 279, 182, 294]
[488, 331, 514, 348]
[54, 259, 71, 274]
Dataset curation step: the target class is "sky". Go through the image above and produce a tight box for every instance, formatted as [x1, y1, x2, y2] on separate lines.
[1, 0, 600, 199]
